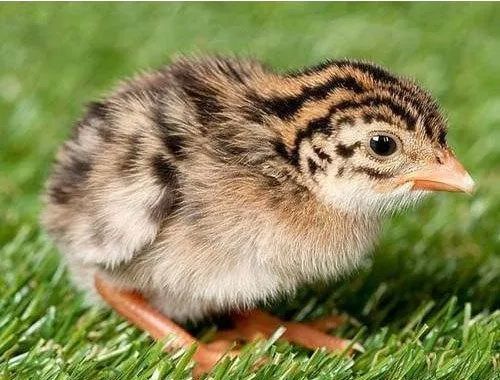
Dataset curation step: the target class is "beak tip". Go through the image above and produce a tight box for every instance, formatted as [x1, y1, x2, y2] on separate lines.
[401, 149, 476, 195]
[463, 173, 476, 195]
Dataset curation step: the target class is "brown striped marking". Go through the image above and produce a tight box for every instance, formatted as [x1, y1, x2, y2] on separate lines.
[313, 147, 332, 163]
[83, 101, 114, 143]
[120, 134, 142, 173]
[154, 108, 187, 160]
[336, 142, 361, 158]
[151, 154, 178, 187]
[174, 68, 226, 126]
[287, 59, 446, 143]
[286, 59, 399, 86]
[48, 155, 92, 205]
[353, 166, 392, 179]
[307, 158, 318, 175]
[260, 76, 365, 120]
[288, 115, 335, 167]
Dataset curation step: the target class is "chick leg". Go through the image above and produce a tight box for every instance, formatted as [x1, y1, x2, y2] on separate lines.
[228, 310, 361, 352]
[94, 275, 236, 376]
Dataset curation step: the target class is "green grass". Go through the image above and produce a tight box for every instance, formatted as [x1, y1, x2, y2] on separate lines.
[0, 3, 499, 379]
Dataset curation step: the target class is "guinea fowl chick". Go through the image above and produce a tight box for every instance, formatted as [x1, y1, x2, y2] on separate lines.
[42, 56, 475, 373]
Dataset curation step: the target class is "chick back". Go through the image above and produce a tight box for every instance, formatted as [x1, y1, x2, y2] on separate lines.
[44, 57, 273, 260]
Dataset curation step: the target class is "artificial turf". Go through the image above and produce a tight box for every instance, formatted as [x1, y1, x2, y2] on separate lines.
[0, 3, 498, 379]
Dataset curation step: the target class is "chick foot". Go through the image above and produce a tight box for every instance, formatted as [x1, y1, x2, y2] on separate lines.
[213, 310, 362, 353]
[94, 275, 237, 376]
[95, 275, 359, 376]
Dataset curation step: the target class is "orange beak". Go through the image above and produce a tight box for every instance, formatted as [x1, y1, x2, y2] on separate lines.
[399, 149, 475, 194]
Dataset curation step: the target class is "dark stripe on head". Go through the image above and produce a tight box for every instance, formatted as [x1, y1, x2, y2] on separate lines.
[336, 142, 360, 158]
[389, 87, 433, 122]
[362, 113, 373, 124]
[362, 111, 394, 126]
[260, 76, 364, 120]
[289, 150, 300, 167]
[307, 116, 333, 135]
[331, 96, 417, 130]
[374, 113, 393, 124]
[424, 113, 448, 144]
[354, 166, 392, 179]
[438, 129, 447, 146]
[368, 78, 446, 142]
[307, 158, 318, 175]
[288, 115, 335, 167]
[295, 116, 334, 146]
[287, 59, 399, 87]
[284, 95, 416, 168]
[343, 61, 399, 86]
[313, 147, 332, 162]
[369, 98, 416, 128]
[288, 59, 446, 141]
[337, 166, 345, 177]
[292, 60, 441, 128]
[261, 95, 303, 120]
[424, 123, 434, 141]
[337, 115, 355, 126]
[307, 76, 364, 98]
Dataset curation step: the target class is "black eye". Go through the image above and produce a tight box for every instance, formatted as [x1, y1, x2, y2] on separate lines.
[369, 135, 397, 156]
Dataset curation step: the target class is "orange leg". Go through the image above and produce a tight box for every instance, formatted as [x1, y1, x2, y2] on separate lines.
[95, 275, 360, 376]
[230, 310, 360, 352]
[94, 275, 236, 376]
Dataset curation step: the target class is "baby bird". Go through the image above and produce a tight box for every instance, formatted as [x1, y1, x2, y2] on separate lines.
[43, 56, 474, 373]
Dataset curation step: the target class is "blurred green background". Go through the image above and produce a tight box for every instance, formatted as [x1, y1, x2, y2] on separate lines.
[0, 3, 498, 379]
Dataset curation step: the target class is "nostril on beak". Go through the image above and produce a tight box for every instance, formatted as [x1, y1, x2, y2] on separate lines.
[435, 150, 446, 165]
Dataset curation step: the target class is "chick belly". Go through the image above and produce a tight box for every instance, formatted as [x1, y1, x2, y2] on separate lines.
[147, 261, 283, 323]
[115, 237, 374, 323]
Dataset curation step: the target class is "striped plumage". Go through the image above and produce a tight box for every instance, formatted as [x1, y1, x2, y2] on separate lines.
[43, 56, 454, 322]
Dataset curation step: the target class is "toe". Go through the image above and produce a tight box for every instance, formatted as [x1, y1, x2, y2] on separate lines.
[193, 345, 240, 377]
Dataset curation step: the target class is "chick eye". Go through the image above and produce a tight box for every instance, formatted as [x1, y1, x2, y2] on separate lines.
[369, 135, 397, 157]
